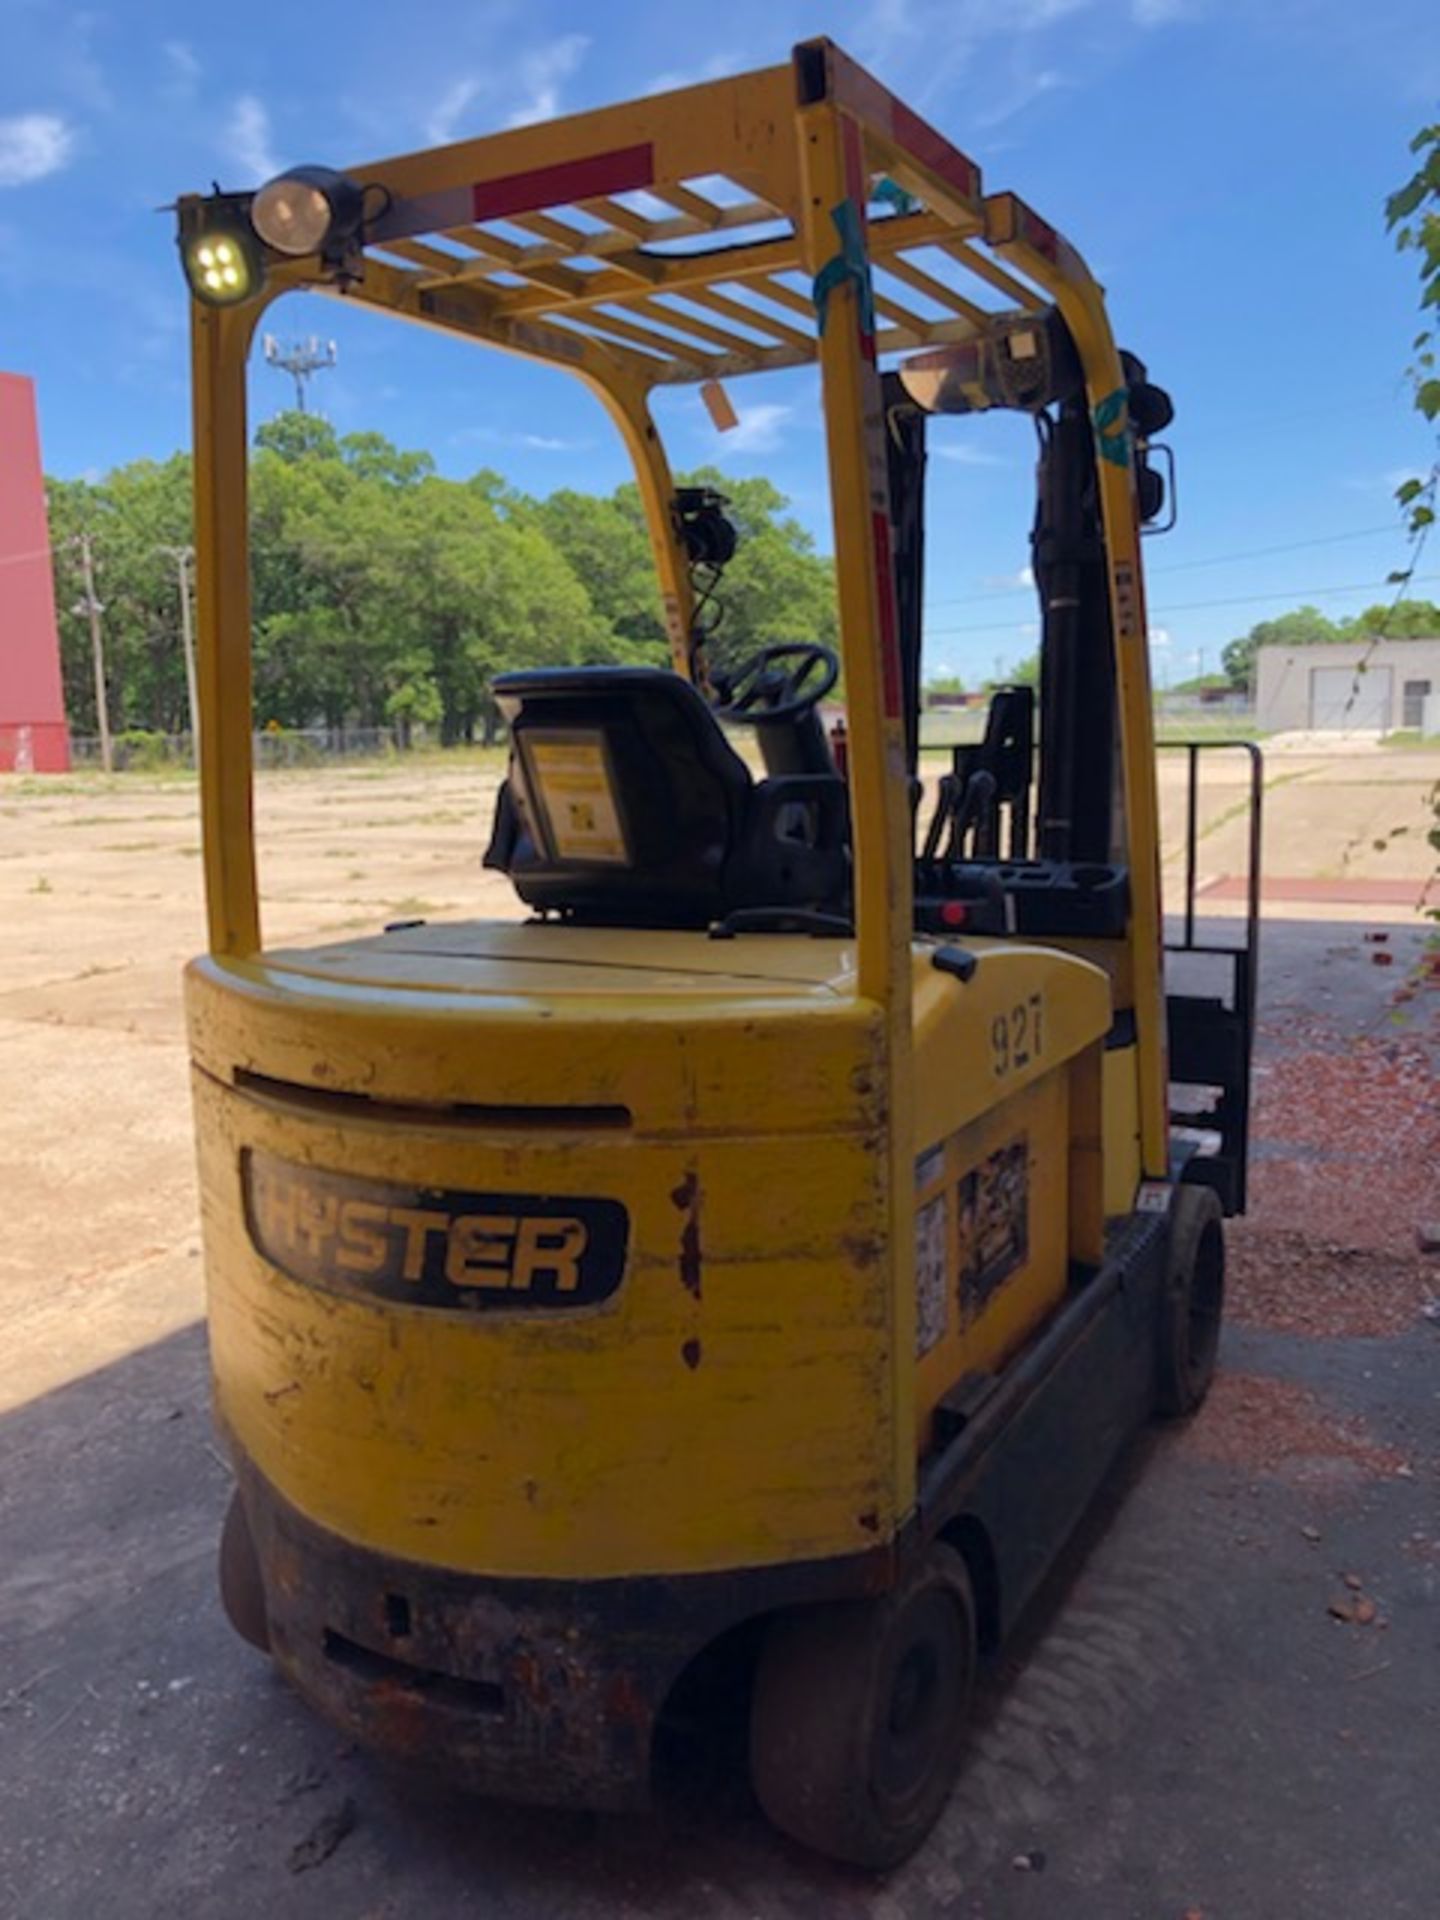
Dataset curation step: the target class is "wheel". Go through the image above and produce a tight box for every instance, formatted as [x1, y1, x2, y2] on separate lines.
[1155, 1182, 1225, 1418]
[749, 1543, 976, 1869]
[219, 1490, 271, 1653]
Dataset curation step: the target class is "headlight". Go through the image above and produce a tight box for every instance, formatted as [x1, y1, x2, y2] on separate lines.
[252, 166, 364, 259]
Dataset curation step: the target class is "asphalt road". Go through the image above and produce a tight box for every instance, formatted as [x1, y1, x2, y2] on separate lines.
[2, 918, 1436, 1920]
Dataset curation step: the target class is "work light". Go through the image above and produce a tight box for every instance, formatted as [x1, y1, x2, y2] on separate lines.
[252, 166, 364, 259]
[178, 194, 263, 307]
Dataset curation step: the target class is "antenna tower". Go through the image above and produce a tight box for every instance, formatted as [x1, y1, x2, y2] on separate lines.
[262, 334, 337, 413]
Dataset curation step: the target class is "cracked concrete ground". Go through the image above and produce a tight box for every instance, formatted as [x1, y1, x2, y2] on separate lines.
[1, 757, 1437, 1918]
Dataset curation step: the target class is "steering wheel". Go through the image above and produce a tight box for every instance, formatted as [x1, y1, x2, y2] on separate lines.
[710, 643, 840, 724]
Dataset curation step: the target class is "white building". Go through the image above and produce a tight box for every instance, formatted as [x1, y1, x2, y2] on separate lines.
[1254, 639, 1440, 735]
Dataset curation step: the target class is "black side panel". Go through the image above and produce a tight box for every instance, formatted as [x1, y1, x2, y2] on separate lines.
[921, 1213, 1166, 1638]
[882, 371, 927, 782]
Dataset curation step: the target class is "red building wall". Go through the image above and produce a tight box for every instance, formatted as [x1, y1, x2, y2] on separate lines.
[0, 372, 70, 772]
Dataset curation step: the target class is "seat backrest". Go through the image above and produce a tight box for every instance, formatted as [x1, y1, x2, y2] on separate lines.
[489, 667, 754, 924]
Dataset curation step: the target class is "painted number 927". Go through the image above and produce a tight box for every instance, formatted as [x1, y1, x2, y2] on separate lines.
[991, 993, 1044, 1078]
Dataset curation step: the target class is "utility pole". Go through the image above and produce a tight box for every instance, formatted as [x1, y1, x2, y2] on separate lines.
[73, 531, 112, 773]
[161, 543, 201, 767]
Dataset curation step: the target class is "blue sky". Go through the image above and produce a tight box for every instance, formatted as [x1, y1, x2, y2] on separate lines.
[2, 0, 1436, 683]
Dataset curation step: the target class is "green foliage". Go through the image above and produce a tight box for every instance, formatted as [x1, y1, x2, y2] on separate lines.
[46, 417, 837, 746]
[112, 728, 177, 772]
[1347, 597, 1440, 637]
[1220, 605, 1341, 692]
[1220, 600, 1440, 691]
[1386, 120, 1440, 535]
[46, 455, 194, 736]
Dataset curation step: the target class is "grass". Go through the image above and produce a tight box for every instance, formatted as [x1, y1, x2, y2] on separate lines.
[1380, 730, 1440, 750]
[1155, 719, 1266, 745]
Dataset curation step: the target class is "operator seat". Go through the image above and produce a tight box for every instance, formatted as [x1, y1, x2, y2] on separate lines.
[485, 667, 848, 926]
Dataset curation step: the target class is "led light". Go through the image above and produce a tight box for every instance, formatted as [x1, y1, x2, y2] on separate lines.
[252, 166, 364, 259]
[178, 193, 263, 308]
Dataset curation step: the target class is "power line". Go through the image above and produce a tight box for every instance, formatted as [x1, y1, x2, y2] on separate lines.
[921, 523, 1401, 610]
[925, 572, 1440, 639]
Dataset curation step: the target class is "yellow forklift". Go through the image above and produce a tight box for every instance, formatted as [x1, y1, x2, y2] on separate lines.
[177, 40, 1258, 1868]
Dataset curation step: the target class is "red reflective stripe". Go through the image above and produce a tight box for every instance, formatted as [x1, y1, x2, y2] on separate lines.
[891, 103, 982, 206]
[871, 510, 902, 720]
[470, 143, 654, 221]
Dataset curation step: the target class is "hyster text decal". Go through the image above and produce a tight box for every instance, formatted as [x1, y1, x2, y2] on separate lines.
[242, 1149, 629, 1312]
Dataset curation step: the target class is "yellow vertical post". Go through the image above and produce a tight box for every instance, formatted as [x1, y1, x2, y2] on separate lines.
[594, 381, 697, 679]
[796, 57, 916, 1519]
[190, 300, 261, 958]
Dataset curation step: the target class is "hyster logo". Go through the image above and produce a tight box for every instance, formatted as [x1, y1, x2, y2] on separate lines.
[242, 1150, 629, 1311]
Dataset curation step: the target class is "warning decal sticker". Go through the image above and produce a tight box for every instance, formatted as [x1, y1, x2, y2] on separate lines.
[527, 735, 629, 865]
[915, 1190, 949, 1356]
[957, 1135, 1030, 1325]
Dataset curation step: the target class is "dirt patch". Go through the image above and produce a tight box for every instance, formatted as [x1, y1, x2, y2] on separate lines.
[1187, 1372, 1409, 1484]
[1227, 1227, 1439, 1339]
[1248, 1030, 1440, 1256]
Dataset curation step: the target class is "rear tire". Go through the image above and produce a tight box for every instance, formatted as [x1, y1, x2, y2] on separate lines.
[1155, 1183, 1225, 1417]
[749, 1543, 976, 1870]
[219, 1491, 271, 1653]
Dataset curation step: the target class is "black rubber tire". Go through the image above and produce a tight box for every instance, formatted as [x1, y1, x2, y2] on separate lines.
[749, 1543, 976, 1870]
[1155, 1182, 1226, 1418]
[219, 1490, 271, 1653]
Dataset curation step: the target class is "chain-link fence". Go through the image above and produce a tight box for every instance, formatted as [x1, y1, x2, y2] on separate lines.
[65, 726, 400, 772]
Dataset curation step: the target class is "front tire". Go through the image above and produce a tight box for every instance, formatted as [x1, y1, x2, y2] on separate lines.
[219, 1490, 271, 1653]
[749, 1543, 976, 1869]
[1156, 1183, 1225, 1417]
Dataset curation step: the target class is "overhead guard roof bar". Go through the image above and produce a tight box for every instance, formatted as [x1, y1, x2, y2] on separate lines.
[276, 52, 1060, 388]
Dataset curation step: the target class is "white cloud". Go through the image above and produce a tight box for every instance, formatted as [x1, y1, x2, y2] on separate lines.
[979, 564, 1035, 590]
[974, 65, 1066, 128]
[1149, 624, 1172, 648]
[452, 424, 593, 452]
[860, 0, 1092, 109]
[163, 41, 201, 98]
[643, 54, 738, 97]
[224, 94, 278, 181]
[505, 34, 590, 129]
[422, 34, 589, 143]
[426, 77, 484, 146]
[0, 113, 76, 188]
[64, 13, 114, 113]
[715, 401, 792, 453]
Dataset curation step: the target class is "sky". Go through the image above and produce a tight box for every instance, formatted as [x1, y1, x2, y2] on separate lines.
[2, 0, 1437, 685]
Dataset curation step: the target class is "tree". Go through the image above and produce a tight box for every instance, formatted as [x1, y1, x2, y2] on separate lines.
[533, 487, 667, 658]
[46, 454, 194, 734]
[1220, 606, 1341, 693]
[254, 412, 341, 464]
[43, 418, 840, 747]
[676, 469, 838, 681]
[1344, 598, 1440, 638]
